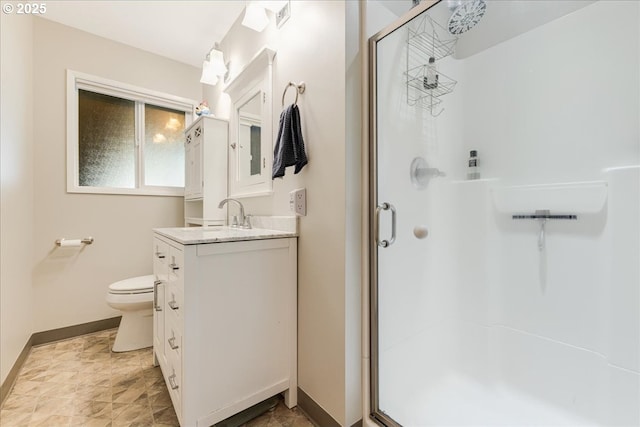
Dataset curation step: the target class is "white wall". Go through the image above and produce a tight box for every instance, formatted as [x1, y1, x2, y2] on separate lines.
[0, 13, 35, 385]
[460, 3, 639, 423]
[31, 18, 202, 332]
[206, 2, 357, 424]
[457, 1, 638, 185]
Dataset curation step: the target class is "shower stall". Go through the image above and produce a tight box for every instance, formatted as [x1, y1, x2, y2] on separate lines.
[368, 0, 640, 425]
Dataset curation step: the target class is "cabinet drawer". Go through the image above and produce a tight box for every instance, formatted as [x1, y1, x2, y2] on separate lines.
[164, 284, 183, 324]
[164, 315, 182, 360]
[164, 351, 182, 421]
[153, 239, 169, 278]
[168, 246, 184, 290]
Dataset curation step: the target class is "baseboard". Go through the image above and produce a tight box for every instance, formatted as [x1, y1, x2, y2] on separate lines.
[213, 395, 279, 426]
[0, 316, 121, 406]
[31, 316, 121, 346]
[298, 387, 362, 427]
[0, 335, 33, 405]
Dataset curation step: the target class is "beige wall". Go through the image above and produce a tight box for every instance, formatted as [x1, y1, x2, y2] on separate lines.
[206, 2, 359, 425]
[31, 18, 201, 332]
[0, 13, 35, 384]
[345, 2, 363, 425]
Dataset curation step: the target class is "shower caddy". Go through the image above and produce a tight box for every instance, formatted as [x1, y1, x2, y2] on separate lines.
[405, 14, 458, 116]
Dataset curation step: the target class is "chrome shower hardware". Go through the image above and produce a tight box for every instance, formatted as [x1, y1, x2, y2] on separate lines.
[375, 203, 397, 248]
[447, 0, 487, 35]
[512, 210, 577, 251]
[411, 157, 446, 189]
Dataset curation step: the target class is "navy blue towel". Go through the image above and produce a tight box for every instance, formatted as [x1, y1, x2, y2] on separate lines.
[272, 104, 308, 179]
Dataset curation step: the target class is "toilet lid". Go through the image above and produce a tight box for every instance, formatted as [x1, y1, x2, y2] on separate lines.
[108, 275, 154, 294]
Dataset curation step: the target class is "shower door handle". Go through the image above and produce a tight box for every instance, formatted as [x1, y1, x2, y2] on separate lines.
[376, 202, 396, 248]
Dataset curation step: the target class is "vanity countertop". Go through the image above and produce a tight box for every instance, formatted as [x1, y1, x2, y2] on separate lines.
[153, 226, 297, 245]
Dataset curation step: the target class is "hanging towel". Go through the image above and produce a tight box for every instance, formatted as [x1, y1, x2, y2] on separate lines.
[272, 104, 308, 179]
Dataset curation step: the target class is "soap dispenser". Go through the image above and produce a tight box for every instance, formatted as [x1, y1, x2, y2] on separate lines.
[423, 57, 439, 90]
[467, 150, 480, 180]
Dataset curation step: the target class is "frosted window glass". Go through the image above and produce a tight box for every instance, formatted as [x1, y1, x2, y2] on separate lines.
[78, 90, 135, 188]
[144, 104, 185, 187]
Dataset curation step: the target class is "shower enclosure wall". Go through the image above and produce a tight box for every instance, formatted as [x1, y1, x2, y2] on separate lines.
[368, 1, 640, 425]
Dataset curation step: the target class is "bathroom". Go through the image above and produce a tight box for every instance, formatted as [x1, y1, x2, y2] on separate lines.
[1, 0, 638, 426]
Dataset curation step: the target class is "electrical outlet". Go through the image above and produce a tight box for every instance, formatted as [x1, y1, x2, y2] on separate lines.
[289, 188, 306, 216]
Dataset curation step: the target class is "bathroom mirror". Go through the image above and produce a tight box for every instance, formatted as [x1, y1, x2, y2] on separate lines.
[224, 47, 276, 198]
[237, 91, 263, 184]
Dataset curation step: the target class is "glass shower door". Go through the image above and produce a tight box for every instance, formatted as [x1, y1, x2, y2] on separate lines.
[370, 2, 454, 426]
[370, 1, 640, 426]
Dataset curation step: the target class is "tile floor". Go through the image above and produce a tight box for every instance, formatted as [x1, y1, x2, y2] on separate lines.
[0, 329, 314, 427]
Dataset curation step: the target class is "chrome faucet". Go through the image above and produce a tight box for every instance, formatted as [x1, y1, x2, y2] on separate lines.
[218, 198, 251, 229]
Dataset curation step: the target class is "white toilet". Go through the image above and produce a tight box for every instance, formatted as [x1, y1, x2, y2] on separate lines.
[106, 275, 154, 352]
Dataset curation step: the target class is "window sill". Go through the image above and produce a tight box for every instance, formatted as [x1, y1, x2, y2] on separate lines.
[67, 186, 184, 197]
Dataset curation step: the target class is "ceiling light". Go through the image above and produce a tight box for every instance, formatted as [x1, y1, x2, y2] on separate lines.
[242, 3, 269, 32]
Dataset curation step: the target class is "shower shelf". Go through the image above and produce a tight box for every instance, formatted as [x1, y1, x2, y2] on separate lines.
[491, 181, 608, 214]
[407, 15, 457, 61]
[406, 14, 458, 115]
[406, 65, 457, 107]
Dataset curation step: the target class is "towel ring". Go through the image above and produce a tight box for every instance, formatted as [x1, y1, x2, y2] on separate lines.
[282, 81, 306, 107]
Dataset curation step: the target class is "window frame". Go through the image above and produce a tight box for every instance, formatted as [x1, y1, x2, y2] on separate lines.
[66, 69, 197, 196]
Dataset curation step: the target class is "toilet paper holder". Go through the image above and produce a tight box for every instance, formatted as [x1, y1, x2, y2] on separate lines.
[55, 237, 94, 247]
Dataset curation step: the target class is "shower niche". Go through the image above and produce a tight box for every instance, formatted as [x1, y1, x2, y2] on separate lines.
[405, 14, 458, 115]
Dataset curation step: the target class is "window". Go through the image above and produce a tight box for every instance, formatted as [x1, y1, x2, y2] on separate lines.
[67, 70, 196, 195]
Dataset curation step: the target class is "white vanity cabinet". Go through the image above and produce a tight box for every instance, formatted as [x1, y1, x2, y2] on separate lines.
[184, 116, 228, 227]
[152, 230, 297, 427]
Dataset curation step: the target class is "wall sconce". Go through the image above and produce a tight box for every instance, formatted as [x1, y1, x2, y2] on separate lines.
[200, 44, 227, 86]
[242, 3, 269, 32]
[241, 1, 291, 32]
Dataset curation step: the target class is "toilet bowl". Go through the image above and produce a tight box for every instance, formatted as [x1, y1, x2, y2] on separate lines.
[106, 275, 154, 352]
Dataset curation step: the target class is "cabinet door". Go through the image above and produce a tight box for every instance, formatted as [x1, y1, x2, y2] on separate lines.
[184, 125, 203, 200]
[153, 239, 169, 367]
[184, 131, 193, 198]
[185, 129, 202, 200]
[191, 138, 203, 199]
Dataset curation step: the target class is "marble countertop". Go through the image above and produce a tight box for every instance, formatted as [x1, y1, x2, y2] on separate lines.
[153, 226, 297, 245]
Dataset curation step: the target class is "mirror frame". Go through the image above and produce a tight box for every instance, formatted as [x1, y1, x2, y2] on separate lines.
[224, 46, 276, 198]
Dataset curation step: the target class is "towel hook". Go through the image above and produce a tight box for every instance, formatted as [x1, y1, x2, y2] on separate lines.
[282, 81, 306, 107]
